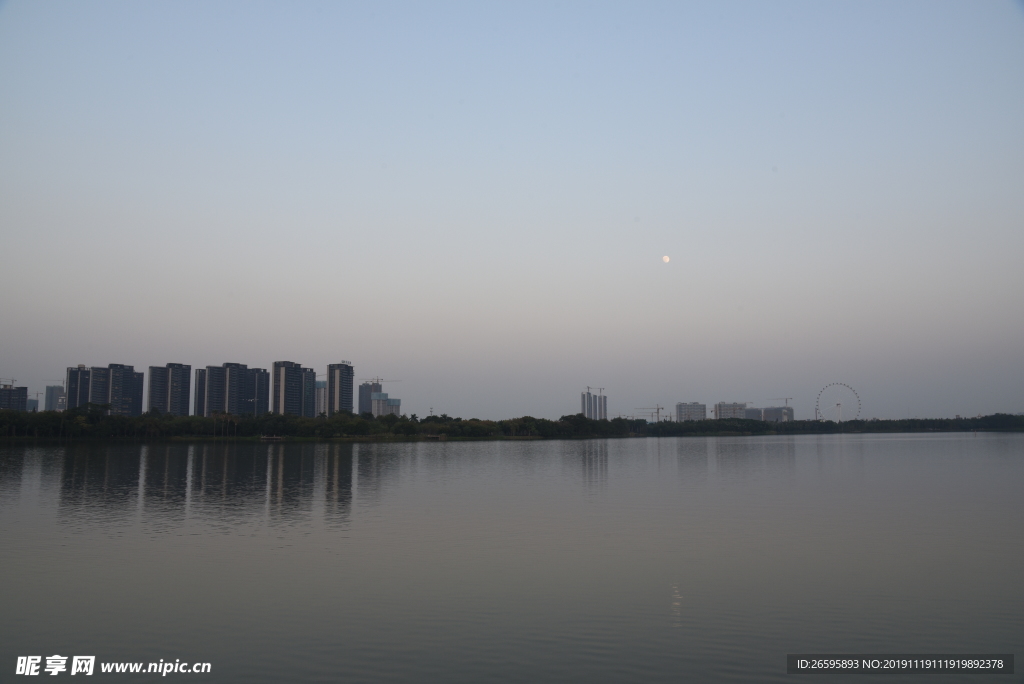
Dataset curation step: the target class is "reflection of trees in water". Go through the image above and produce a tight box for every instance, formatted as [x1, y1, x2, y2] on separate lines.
[44, 442, 355, 526]
[562, 440, 608, 488]
[676, 438, 708, 478]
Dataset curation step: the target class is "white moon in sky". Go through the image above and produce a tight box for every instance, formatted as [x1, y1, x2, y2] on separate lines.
[662, 255, 670, 263]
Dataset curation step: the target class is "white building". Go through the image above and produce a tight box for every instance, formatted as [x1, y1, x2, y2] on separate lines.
[675, 402, 706, 421]
[713, 402, 746, 420]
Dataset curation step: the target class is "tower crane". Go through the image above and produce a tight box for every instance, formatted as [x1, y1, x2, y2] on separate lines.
[635, 405, 665, 422]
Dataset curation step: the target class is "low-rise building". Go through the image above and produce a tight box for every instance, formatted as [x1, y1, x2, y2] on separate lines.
[713, 402, 746, 420]
[763, 406, 795, 422]
[676, 402, 706, 421]
[0, 385, 28, 411]
[371, 392, 401, 417]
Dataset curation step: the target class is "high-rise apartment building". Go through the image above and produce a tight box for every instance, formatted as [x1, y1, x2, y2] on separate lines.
[371, 392, 401, 417]
[194, 363, 269, 417]
[327, 362, 354, 416]
[744, 407, 763, 420]
[26, 398, 38, 412]
[272, 361, 316, 417]
[315, 381, 327, 417]
[65, 365, 91, 410]
[675, 402, 706, 421]
[358, 380, 382, 416]
[252, 367, 270, 416]
[762, 406, 795, 422]
[109, 364, 144, 416]
[64, 364, 143, 416]
[44, 385, 66, 411]
[148, 363, 191, 416]
[713, 402, 746, 420]
[580, 389, 607, 420]
[0, 384, 28, 411]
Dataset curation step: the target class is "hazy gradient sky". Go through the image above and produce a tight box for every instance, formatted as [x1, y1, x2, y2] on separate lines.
[2, 1, 1023, 420]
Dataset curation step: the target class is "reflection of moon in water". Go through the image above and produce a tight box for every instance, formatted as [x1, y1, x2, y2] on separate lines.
[662, 255, 670, 263]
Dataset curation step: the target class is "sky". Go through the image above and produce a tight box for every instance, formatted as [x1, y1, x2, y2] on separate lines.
[1, 0, 1023, 420]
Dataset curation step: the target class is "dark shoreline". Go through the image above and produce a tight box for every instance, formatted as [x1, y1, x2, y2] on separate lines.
[1, 409, 1021, 444]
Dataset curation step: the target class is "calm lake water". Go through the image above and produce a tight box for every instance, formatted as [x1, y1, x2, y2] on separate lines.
[1, 434, 1021, 682]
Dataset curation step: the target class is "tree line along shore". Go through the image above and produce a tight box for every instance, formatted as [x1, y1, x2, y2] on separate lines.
[1, 405, 1022, 441]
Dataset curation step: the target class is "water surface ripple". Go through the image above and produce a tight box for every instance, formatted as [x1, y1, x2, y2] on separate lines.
[1, 434, 1020, 682]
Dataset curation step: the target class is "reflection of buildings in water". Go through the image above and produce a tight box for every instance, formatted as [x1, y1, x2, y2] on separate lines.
[563, 439, 608, 488]
[670, 582, 684, 629]
[1, 447, 65, 511]
[813, 433, 865, 469]
[762, 438, 797, 472]
[47, 442, 354, 525]
[324, 444, 354, 521]
[264, 443, 316, 516]
[676, 438, 709, 477]
[60, 444, 143, 519]
[261, 443, 354, 523]
[711, 436, 797, 475]
[354, 442, 406, 503]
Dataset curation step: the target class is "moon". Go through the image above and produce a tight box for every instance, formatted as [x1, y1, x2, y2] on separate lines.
[662, 255, 670, 263]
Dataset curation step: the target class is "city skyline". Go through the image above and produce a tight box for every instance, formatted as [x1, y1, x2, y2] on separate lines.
[0, 354, 1018, 421]
[2, 2, 1022, 420]
[4, 357, 856, 421]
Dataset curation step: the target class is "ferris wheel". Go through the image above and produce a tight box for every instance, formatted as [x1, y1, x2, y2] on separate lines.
[815, 383, 861, 422]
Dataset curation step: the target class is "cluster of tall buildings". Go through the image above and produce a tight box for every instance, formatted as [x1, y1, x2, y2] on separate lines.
[0, 360, 400, 419]
[0, 360, 405, 419]
[358, 379, 401, 418]
[66, 364, 144, 416]
[674, 402, 794, 422]
[580, 389, 608, 420]
[195, 363, 270, 417]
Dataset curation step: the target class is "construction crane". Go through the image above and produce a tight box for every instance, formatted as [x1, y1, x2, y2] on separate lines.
[769, 397, 794, 407]
[360, 377, 401, 384]
[635, 405, 665, 422]
[586, 386, 605, 396]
